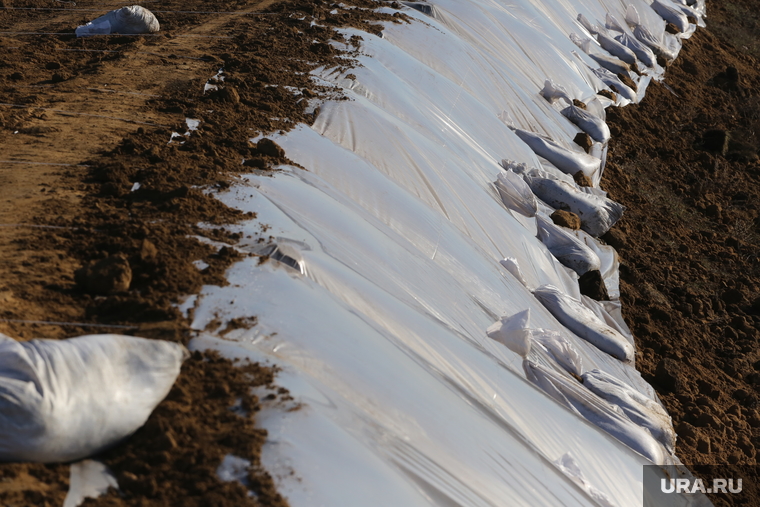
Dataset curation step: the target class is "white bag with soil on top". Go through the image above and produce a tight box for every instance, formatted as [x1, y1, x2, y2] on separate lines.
[525, 175, 624, 237]
[76, 5, 160, 37]
[536, 214, 601, 276]
[0, 333, 186, 463]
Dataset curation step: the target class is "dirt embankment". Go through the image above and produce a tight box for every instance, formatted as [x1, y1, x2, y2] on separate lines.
[602, 3, 760, 504]
[0, 0, 405, 505]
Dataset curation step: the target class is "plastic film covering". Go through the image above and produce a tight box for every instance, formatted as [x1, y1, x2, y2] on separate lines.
[186, 0, 708, 505]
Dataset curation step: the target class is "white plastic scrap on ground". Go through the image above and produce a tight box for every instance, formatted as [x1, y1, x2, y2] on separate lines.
[182, 0, 710, 505]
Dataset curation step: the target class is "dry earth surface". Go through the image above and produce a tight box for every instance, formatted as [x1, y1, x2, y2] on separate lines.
[2, 0, 760, 506]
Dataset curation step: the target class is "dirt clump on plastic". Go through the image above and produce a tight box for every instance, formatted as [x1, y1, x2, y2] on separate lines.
[0, 0, 407, 505]
[602, 5, 760, 504]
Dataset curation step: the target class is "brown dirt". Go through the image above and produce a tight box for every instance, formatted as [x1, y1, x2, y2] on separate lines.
[0, 0, 406, 505]
[602, 4, 760, 505]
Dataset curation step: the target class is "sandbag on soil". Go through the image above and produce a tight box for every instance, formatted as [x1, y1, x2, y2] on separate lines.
[510, 127, 602, 182]
[536, 214, 601, 276]
[494, 169, 537, 217]
[76, 5, 160, 37]
[577, 14, 638, 66]
[525, 176, 624, 237]
[560, 104, 611, 143]
[570, 33, 632, 76]
[0, 333, 186, 462]
[533, 285, 634, 362]
[523, 360, 667, 465]
[587, 66, 637, 102]
[651, 0, 690, 34]
[582, 369, 676, 452]
[605, 14, 658, 68]
[625, 5, 678, 62]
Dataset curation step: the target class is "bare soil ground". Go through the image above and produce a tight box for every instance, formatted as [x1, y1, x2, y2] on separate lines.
[0, 0, 404, 505]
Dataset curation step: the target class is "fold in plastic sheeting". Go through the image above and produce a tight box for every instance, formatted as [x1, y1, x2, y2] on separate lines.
[187, 0, 706, 505]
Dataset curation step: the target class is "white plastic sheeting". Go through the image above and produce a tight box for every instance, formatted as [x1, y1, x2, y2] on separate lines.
[184, 0, 708, 505]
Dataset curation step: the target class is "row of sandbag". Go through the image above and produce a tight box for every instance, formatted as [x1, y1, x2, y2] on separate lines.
[486, 305, 675, 466]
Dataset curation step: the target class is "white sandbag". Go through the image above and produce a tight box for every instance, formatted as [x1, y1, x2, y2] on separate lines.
[593, 26, 639, 66]
[494, 169, 537, 217]
[625, 5, 677, 61]
[523, 360, 666, 465]
[532, 328, 584, 377]
[486, 309, 532, 357]
[588, 66, 637, 102]
[0, 333, 186, 463]
[651, 0, 690, 33]
[511, 128, 602, 182]
[76, 5, 160, 37]
[583, 369, 676, 452]
[553, 453, 618, 507]
[536, 214, 601, 276]
[570, 33, 632, 76]
[533, 285, 634, 362]
[672, 1, 705, 27]
[606, 14, 658, 68]
[560, 104, 611, 143]
[525, 176, 624, 237]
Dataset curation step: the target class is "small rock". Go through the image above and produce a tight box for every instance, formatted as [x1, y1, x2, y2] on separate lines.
[45, 61, 61, 70]
[75, 255, 132, 295]
[573, 171, 593, 187]
[140, 239, 158, 264]
[578, 270, 609, 301]
[601, 228, 627, 250]
[573, 132, 593, 153]
[572, 99, 586, 109]
[695, 411, 721, 429]
[9, 72, 23, 81]
[550, 210, 580, 230]
[243, 156, 268, 168]
[703, 130, 730, 155]
[705, 203, 722, 219]
[597, 89, 616, 101]
[722, 288, 745, 305]
[256, 138, 285, 158]
[218, 86, 240, 104]
[697, 437, 711, 453]
[655, 358, 682, 392]
[665, 22, 680, 34]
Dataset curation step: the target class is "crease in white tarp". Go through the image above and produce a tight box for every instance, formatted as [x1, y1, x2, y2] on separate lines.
[186, 0, 703, 505]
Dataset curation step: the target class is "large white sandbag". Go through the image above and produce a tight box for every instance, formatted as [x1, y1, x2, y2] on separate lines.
[0, 333, 186, 463]
[583, 369, 676, 452]
[560, 104, 611, 144]
[651, 0, 690, 33]
[76, 5, 160, 37]
[570, 33, 632, 76]
[606, 14, 658, 68]
[526, 176, 624, 237]
[536, 214, 601, 276]
[523, 360, 666, 465]
[625, 5, 678, 62]
[533, 285, 634, 362]
[588, 66, 637, 102]
[486, 309, 532, 357]
[511, 128, 602, 181]
[576, 15, 638, 66]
